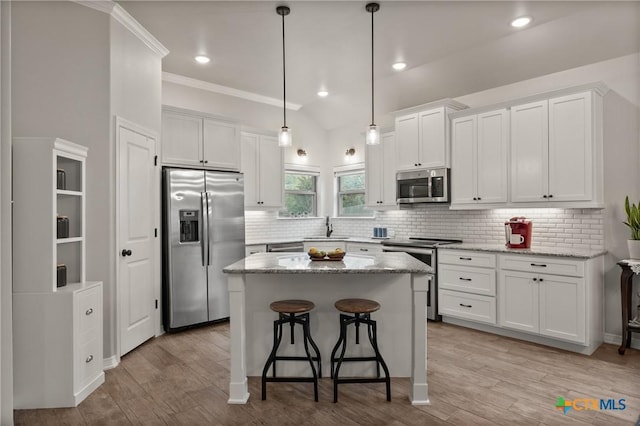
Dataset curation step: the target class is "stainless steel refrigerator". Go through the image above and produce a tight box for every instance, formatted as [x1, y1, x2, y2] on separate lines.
[162, 168, 245, 332]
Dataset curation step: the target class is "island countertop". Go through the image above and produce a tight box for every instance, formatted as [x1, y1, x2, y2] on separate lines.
[223, 252, 432, 274]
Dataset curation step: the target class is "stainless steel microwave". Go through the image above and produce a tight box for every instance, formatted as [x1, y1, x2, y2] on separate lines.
[396, 168, 450, 204]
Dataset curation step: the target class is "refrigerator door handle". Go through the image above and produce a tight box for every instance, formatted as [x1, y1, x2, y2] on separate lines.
[206, 192, 212, 266]
[200, 192, 208, 267]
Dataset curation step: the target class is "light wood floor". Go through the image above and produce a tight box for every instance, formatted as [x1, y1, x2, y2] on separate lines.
[15, 321, 640, 425]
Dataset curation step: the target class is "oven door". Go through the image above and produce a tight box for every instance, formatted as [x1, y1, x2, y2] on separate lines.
[382, 246, 439, 321]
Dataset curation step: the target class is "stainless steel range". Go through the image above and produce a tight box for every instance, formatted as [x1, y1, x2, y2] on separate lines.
[382, 237, 461, 321]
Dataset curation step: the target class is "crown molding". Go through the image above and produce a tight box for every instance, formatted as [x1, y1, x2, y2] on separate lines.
[163, 72, 302, 111]
[75, 1, 169, 58]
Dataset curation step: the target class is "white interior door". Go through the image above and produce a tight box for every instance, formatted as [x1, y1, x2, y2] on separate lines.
[118, 124, 156, 356]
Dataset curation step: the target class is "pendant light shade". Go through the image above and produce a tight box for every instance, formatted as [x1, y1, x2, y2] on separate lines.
[277, 5, 292, 147]
[365, 2, 380, 145]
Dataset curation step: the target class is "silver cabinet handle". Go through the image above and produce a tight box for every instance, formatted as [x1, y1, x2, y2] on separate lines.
[85, 308, 93, 316]
[86, 355, 94, 363]
[459, 303, 472, 308]
[459, 277, 472, 281]
[359, 248, 369, 252]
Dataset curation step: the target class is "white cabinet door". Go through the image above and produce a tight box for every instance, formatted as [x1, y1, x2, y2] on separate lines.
[477, 109, 508, 204]
[451, 115, 476, 204]
[395, 113, 420, 171]
[257, 135, 283, 208]
[162, 111, 202, 167]
[346, 242, 383, 254]
[241, 133, 260, 207]
[510, 100, 549, 203]
[366, 132, 396, 207]
[548, 91, 592, 202]
[203, 118, 240, 171]
[381, 132, 397, 206]
[365, 138, 383, 207]
[498, 270, 539, 333]
[539, 275, 585, 344]
[418, 107, 447, 167]
[418, 107, 446, 168]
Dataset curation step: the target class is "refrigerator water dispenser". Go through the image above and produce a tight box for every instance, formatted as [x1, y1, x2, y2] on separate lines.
[179, 210, 199, 242]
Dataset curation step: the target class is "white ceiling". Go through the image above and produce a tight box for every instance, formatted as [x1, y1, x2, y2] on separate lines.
[118, 1, 640, 130]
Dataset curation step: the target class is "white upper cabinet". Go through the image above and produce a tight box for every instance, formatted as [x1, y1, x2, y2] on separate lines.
[394, 100, 468, 171]
[162, 107, 240, 171]
[202, 118, 241, 170]
[241, 131, 283, 209]
[451, 109, 508, 206]
[511, 90, 598, 205]
[366, 131, 397, 208]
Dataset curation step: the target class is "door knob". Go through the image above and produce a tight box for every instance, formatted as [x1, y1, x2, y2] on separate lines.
[121, 249, 132, 257]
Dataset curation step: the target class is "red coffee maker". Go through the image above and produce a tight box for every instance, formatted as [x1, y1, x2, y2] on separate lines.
[505, 217, 532, 249]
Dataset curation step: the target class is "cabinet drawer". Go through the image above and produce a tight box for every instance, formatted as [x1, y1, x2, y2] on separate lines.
[439, 264, 496, 296]
[439, 250, 496, 268]
[77, 286, 100, 337]
[439, 290, 496, 324]
[499, 255, 584, 277]
[77, 337, 101, 390]
[346, 242, 383, 254]
[245, 244, 267, 256]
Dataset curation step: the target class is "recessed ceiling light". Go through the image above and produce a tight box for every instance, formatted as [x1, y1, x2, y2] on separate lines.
[510, 16, 532, 28]
[195, 55, 210, 64]
[317, 90, 329, 97]
[392, 62, 407, 71]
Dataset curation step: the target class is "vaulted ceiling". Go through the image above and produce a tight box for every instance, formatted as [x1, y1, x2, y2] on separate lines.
[119, 1, 640, 130]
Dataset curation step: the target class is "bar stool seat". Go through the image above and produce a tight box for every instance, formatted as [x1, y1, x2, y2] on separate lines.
[262, 299, 322, 401]
[334, 298, 380, 314]
[331, 298, 390, 403]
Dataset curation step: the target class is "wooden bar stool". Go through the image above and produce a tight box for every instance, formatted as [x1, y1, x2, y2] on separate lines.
[330, 298, 391, 403]
[261, 299, 322, 401]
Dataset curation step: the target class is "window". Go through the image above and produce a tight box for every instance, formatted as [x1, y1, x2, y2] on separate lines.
[337, 170, 371, 217]
[280, 172, 317, 217]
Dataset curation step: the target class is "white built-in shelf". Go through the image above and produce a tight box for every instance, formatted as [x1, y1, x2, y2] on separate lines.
[57, 237, 83, 244]
[56, 189, 83, 197]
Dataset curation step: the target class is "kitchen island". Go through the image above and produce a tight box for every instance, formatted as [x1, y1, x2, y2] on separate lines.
[222, 252, 432, 405]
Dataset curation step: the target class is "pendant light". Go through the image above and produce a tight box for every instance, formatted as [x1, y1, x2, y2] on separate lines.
[365, 2, 380, 145]
[277, 5, 292, 147]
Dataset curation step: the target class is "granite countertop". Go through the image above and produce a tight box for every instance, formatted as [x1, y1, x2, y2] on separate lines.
[245, 236, 385, 245]
[439, 243, 606, 259]
[223, 252, 432, 274]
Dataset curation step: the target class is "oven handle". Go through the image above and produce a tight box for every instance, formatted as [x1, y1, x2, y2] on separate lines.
[383, 246, 434, 256]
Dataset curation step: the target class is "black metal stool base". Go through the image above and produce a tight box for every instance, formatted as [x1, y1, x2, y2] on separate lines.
[330, 313, 391, 403]
[261, 312, 322, 401]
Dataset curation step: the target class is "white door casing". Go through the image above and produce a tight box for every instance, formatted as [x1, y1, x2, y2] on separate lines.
[117, 119, 157, 356]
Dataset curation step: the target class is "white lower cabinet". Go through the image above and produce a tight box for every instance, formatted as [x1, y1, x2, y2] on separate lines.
[439, 249, 603, 354]
[346, 242, 383, 254]
[13, 282, 104, 408]
[498, 254, 589, 345]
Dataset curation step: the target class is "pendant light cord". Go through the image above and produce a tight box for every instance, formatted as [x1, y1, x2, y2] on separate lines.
[281, 11, 287, 127]
[370, 7, 374, 125]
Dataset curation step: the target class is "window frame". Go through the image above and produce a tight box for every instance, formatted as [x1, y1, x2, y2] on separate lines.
[335, 165, 372, 218]
[279, 168, 319, 218]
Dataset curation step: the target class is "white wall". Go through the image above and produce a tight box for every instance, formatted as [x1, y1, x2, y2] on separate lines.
[11, 1, 113, 362]
[0, 2, 12, 423]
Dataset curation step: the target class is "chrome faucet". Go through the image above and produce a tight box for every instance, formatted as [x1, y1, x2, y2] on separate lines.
[326, 216, 333, 237]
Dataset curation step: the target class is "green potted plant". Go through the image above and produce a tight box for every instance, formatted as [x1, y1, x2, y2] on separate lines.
[623, 196, 640, 259]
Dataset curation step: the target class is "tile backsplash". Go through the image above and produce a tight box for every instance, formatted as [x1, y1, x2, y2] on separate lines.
[245, 207, 604, 250]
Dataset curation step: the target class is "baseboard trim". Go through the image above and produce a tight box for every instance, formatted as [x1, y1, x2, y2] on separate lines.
[604, 332, 640, 350]
[103, 355, 119, 370]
